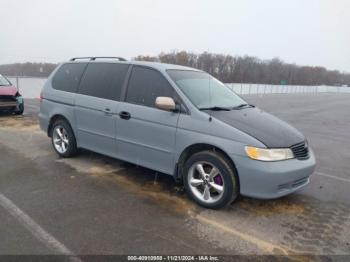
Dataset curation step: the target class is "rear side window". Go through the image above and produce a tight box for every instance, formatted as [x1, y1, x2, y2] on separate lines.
[52, 63, 87, 93]
[78, 63, 129, 100]
[126, 66, 174, 107]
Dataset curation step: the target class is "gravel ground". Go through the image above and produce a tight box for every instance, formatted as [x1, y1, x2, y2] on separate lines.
[0, 94, 349, 258]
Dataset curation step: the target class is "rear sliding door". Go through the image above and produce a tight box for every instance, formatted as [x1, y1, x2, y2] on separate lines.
[75, 62, 129, 157]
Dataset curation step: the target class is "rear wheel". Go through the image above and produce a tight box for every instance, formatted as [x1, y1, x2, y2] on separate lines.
[183, 151, 239, 209]
[51, 119, 77, 157]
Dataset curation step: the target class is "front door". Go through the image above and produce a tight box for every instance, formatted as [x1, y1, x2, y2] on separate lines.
[116, 66, 180, 174]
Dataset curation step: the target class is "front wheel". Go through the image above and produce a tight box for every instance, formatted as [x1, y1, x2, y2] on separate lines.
[183, 151, 239, 209]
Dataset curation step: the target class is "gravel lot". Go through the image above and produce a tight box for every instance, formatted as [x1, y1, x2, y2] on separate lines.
[0, 94, 349, 257]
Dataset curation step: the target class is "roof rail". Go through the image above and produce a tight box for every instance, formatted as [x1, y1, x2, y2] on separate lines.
[70, 57, 127, 62]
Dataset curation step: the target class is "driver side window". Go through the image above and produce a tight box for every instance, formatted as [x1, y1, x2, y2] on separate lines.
[125, 66, 174, 108]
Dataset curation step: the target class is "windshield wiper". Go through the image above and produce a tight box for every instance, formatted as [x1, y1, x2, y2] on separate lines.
[199, 106, 233, 111]
[199, 104, 255, 111]
[232, 103, 255, 110]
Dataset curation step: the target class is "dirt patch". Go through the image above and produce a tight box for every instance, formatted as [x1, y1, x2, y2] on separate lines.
[0, 115, 39, 131]
[92, 167, 197, 214]
[237, 198, 305, 216]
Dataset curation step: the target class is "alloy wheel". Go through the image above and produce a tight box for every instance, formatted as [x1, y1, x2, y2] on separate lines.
[187, 161, 225, 204]
[53, 125, 69, 154]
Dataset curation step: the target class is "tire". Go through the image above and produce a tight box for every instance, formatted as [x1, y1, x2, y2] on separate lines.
[14, 102, 24, 115]
[51, 119, 78, 158]
[183, 150, 239, 209]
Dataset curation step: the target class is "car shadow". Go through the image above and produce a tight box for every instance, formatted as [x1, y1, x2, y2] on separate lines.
[78, 148, 185, 194]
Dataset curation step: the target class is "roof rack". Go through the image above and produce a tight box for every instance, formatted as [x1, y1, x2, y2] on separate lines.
[70, 57, 127, 62]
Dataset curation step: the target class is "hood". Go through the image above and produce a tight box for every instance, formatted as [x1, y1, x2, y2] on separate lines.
[0, 86, 17, 96]
[210, 107, 305, 148]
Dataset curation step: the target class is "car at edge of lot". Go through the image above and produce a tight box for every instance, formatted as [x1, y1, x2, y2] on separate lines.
[39, 57, 316, 209]
[0, 74, 24, 115]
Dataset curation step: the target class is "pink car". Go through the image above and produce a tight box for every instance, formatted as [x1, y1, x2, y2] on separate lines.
[0, 74, 24, 115]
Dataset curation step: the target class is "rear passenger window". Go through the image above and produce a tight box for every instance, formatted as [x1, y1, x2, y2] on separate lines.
[52, 63, 87, 93]
[126, 66, 174, 107]
[78, 63, 129, 100]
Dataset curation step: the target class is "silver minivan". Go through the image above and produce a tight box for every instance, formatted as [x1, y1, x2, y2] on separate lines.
[39, 57, 316, 209]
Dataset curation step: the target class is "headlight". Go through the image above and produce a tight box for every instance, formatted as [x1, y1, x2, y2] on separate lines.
[245, 146, 294, 161]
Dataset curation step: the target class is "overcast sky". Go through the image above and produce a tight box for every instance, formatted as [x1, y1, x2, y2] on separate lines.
[1, 0, 349, 71]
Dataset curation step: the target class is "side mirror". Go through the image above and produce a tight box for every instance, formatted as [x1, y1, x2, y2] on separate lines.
[155, 97, 176, 111]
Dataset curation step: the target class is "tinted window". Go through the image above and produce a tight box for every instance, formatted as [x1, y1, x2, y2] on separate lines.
[78, 63, 129, 100]
[126, 66, 174, 107]
[52, 63, 87, 93]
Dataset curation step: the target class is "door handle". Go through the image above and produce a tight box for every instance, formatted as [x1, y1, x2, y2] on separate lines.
[119, 111, 131, 120]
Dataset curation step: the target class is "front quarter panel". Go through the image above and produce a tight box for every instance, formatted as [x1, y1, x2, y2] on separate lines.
[175, 112, 265, 163]
[175, 111, 316, 199]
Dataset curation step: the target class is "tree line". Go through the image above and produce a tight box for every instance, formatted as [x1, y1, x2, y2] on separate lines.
[135, 51, 350, 86]
[0, 63, 57, 78]
[1, 52, 349, 86]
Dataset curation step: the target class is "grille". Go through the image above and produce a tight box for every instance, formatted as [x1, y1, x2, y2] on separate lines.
[0, 95, 16, 102]
[291, 141, 309, 160]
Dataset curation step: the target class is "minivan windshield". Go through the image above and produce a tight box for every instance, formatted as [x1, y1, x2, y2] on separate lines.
[167, 70, 246, 110]
[0, 75, 11, 86]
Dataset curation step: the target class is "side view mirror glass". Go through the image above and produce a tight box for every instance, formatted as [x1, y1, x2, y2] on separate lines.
[155, 97, 176, 111]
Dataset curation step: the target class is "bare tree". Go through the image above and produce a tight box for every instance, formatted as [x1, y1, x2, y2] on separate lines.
[136, 51, 349, 86]
[1, 52, 349, 86]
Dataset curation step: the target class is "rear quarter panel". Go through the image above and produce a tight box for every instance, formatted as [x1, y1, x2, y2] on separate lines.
[39, 64, 77, 138]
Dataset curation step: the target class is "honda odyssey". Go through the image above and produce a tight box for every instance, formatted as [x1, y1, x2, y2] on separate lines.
[39, 57, 316, 209]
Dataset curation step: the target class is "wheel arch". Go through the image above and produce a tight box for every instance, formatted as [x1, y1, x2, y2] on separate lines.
[48, 114, 74, 137]
[175, 143, 240, 189]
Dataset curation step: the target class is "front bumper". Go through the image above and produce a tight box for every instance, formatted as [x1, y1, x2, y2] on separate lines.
[0, 101, 17, 109]
[232, 149, 316, 199]
[0, 95, 23, 111]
